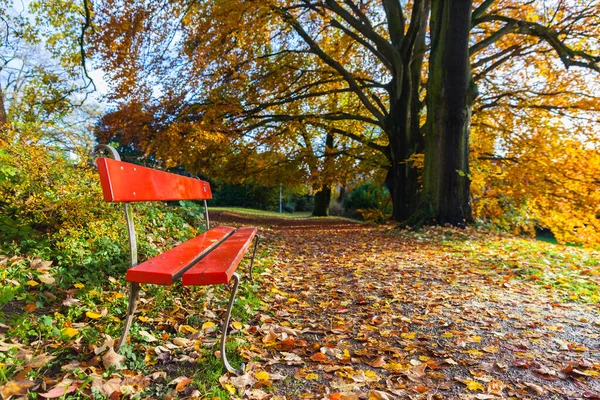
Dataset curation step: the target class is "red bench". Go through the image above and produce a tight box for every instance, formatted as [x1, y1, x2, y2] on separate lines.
[94, 145, 258, 374]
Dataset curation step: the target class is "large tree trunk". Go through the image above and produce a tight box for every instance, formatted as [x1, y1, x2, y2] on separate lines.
[385, 0, 430, 222]
[421, 0, 476, 225]
[312, 132, 334, 217]
[312, 185, 331, 216]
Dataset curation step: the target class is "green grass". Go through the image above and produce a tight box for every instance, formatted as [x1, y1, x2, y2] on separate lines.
[442, 230, 600, 303]
[210, 206, 362, 223]
[210, 206, 312, 218]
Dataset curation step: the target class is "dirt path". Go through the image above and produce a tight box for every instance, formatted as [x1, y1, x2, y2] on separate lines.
[213, 212, 600, 400]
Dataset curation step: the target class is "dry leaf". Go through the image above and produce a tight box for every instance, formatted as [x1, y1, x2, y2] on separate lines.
[138, 331, 158, 342]
[0, 380, 36, 397]
[39, 383, 79, 398]
[38, 274, 56, 285]
[102, 348, 125, 370]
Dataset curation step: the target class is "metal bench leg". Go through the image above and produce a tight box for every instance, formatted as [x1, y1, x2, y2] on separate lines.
[116, 282, 141, 351]
[248, 235, 260, 282]
[220, 273, 244, 375]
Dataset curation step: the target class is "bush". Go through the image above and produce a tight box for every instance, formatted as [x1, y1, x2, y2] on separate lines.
[0, 127, 203, 286]
[343, 182, 391, 222]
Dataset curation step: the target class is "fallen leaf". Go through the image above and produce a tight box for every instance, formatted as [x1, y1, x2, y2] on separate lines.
[28, 353, 55, 368]
[0, 380, 36, 397]
[255, 371, 270, 381]
[61, 327, 78, 338]
[86, 311, 102, 320]
[524, 382, 545, 395]
[39, 383, 80, 398]
[24, 303, 37, 313]
[202, 321, 216, 331]
[102, 348, 125, 370]
[38, 274, 56, 285]
[178, 325, 198, 334]
[232, 321, 243, 330]
[175, 378, 193, 391]
[138, 331, 158, 342]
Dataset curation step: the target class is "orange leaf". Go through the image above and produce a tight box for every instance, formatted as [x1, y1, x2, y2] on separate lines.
[175, 378, 193, 392]
[24, 304, 37, 313]
[414, 385, 429, 393]
[310, 352, 328, 362]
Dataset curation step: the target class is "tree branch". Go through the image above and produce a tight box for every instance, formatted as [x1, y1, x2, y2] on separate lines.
[275, 7, 386, 123]
[476, 15, 600, 72]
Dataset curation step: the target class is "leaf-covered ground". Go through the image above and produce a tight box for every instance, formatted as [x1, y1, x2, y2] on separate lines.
[215, 212, 600, 400]
[1, 211, 599, 399]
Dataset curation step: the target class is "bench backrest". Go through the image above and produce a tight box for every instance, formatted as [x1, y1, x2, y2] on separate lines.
[97, 158, 212, 202]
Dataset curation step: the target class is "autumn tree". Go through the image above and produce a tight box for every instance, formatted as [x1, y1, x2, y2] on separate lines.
[0, 0, 99, 156]
[468, 0, 600, 245]
[90, 0, 430, 220]
[91, 0, 599, 242]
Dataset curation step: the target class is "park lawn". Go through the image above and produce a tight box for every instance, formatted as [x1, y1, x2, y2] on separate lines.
[0, 210, 598, 399]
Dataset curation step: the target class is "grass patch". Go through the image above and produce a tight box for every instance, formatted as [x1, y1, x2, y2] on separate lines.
[0, 240, 269, 398]
[437, 228, 600, 303]
[211, 206, 312, 218]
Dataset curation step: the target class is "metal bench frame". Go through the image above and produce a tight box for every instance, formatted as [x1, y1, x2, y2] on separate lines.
[95, 145, 259, 374]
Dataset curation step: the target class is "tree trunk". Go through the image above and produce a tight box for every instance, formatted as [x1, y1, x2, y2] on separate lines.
[421, 0, 476, 225]
[312, 185, 331, 216]
[312, 132, 334, 217]
[0, 85, 8, 130]
[385, 0, 430, 222]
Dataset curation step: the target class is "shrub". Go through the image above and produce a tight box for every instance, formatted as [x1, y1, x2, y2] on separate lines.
[0, 126, 203, 286]
[343, 182, 391, 222]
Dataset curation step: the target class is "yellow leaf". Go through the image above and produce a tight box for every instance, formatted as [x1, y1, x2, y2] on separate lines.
[62, 327, 78, 338]
[232, 321, 243, 330]
[400, 332, 416, 339]
[464, 379, 485, 392]
[138, 316, 149, 323]
[26, 280, 39, 287]
[441, 332, 453, 338]
[463, 349, 483, 357]
[74, 283, 85, 289]
[305, 373, 319, 380]
[255, 371, 270, 381]
[224, 383, 236, 395]
[178, 325, 198, 334]
[86, 311, 102, 320]
[202, 321, 216, 331]
[364, 370, 378, 379]
[470, 335, 481, 343]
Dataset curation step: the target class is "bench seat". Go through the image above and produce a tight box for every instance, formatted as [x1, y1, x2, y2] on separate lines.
[126, 225, 236, 285]
[182, 227, 258, 285]
[94, 146, 259, 375]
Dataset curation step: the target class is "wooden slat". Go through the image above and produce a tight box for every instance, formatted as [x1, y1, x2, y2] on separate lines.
[97, 158, 212, 202]
[126, 226, 235, 285]
[182, 227, 257, 285]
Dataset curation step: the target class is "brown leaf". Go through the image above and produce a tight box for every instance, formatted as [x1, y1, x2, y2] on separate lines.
[0, 380, 36, 397]
[369, 356, 386, 368]
[524, 382, 546, 395]
[39, 383, 79, 398]
[101, 378, 122, 397]
[28, 353, 55, 368]
[102, 348, 125, 370]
